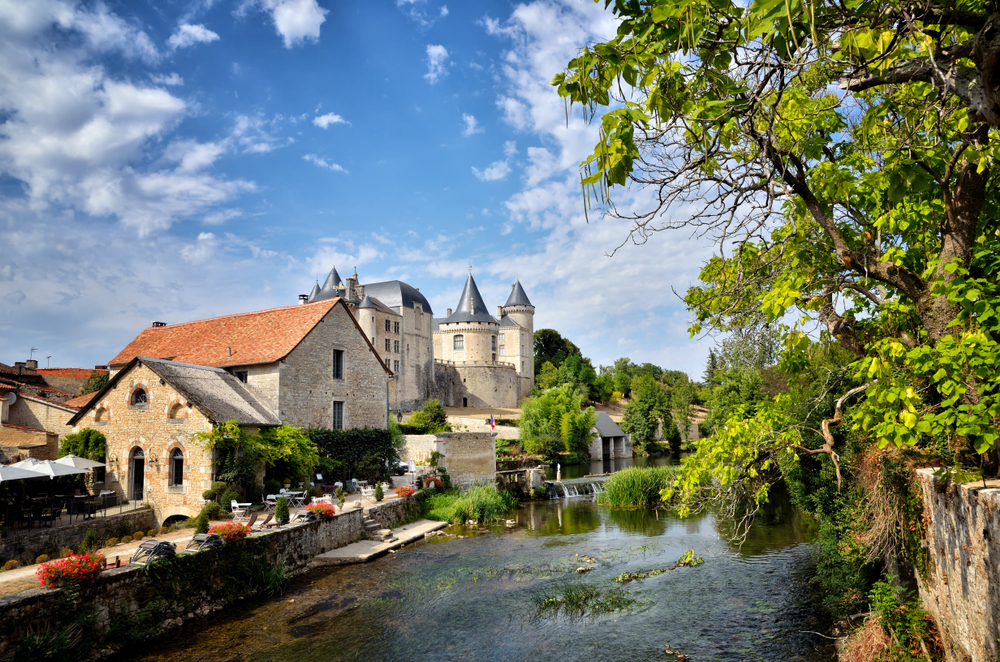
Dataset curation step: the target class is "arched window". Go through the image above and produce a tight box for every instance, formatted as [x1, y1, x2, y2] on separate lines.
[170, 448, 184, 486]
[453, 335, 464, 350]
[94, 407, 108, 424]
[168, 403, 187, 420]
[130, 388, 147, 406]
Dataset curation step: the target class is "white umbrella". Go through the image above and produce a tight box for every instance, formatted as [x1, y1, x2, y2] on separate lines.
[54, 454, 105, 469]
[0, 464, 45, 483]
[12, 458, 87, 479]
[408, 458, 416, 474]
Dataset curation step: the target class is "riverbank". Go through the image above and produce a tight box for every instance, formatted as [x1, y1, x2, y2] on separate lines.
[0, 497, 422, 661]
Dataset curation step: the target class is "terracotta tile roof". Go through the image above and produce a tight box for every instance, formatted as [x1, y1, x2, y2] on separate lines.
[109, 300, 341, 368]
[37, 368, 108, 379]
[0, 362, 40, 378]
[61, 392, 98, 410]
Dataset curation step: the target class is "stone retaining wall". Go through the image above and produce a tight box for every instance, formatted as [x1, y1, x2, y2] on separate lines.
[0, 508, 155, 565]
[915, 469, 1000, 662]
[0, 498, 414, 660]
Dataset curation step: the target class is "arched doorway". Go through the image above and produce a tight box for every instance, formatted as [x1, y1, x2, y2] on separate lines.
[130, 447, 145, 502]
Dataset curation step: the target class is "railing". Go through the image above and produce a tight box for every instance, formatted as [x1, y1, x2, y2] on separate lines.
[0, 494, 147, 537]
[434, 359, 518, 369]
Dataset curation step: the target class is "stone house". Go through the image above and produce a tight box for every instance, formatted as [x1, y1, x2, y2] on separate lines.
[304, 267, 435, 411]
[0, 360, 89, 461]
[107, 297, 392, 430]
[67, 357, 281, 524]
[587, 411, 632, 461]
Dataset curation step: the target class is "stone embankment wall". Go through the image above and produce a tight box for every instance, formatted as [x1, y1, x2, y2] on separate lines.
[401, 433, 497, 486]
[0, 499, 413, 661]
[0, 508, 155, 565]
[448, 416, 519, 440]
[915, 469, 1000, 662]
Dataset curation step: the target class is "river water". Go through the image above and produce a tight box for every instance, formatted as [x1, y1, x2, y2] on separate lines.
[127, 483, 835, 662]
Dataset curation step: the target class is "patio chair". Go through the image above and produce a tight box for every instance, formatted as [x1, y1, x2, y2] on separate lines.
[290, 492, 306, 508]
[230, 500, 249, 522]
[262, 494, 277, 512]
[130, 540, 177, 566]
[181, 534, 224, 554]
[254, 513, 273, 530]
[245, 512, 258, 529]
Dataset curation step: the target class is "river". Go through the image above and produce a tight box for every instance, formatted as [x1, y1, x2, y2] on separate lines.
[125, 476, 835, 662]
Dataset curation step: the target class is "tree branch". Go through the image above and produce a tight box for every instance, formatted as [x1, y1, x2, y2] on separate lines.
[792, 383, 872, 491]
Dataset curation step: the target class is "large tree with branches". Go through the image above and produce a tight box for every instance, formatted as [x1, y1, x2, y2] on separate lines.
[555, 0, 1000, 491]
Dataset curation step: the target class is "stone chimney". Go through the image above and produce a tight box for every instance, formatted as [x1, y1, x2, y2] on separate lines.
[298, 294, 309, 304]
[25, 359, 38, 370]
[498, 306, 503, 318]
[446, 308, 452, 317]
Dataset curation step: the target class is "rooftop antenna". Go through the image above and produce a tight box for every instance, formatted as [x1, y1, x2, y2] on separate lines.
[29, 347, 38, 361]
[46, 356, 51, 368]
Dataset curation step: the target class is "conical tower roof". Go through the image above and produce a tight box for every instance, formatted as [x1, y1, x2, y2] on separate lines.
[313, 267, 345, 302]
[443, 273, 498, 324]
[307, 281, 321, 302]
[504, 279, 533, 307]
[358, 294, 376, 309]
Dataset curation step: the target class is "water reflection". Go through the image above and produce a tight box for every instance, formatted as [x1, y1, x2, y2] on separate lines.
[542, 453, 681, 481]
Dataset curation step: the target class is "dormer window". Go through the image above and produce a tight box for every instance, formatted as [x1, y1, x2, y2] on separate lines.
[234, 371, 248, 383]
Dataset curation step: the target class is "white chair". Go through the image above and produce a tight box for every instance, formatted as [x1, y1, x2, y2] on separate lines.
[262, 495, 277, 512]
[290, 491, 306, 508]
[231, 499, 250, 522]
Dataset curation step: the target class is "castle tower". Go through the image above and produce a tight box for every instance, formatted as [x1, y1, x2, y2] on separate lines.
[308, 266, 346, 303]
[500, 280, 535, 391]
[438, 273, 500, 364]
[357, 294, 377, 345]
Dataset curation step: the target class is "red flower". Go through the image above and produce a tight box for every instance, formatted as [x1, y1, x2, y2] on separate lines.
[305, 502, 337, 521]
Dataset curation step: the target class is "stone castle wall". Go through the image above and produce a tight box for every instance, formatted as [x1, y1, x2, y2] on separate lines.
[915, 469, 1000, 662]
[279, 303, 388, 430]
[431, 363, 518, 409]
[435, 432, 496, 487]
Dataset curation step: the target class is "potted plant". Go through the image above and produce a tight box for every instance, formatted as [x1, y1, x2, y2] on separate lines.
[36, 553, 104, 589]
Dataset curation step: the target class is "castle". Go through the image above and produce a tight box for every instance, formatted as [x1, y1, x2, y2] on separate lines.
[303, 268, 534, 411]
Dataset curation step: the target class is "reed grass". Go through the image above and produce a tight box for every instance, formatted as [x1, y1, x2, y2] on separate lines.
[426, 484, 518, 524]
[597, 466, 680, 508]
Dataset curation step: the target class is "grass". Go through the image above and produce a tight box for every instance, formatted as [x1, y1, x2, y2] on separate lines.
[532, 584, 640, 617]
[425, 484, 518, 525]
[596, 466, 681, 508]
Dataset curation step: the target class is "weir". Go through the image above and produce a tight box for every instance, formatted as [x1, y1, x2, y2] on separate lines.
[546, 475, 609, 498]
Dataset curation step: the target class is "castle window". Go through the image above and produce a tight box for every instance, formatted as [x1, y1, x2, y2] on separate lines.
[492, 353, 496, 362]
[394, 321, 400, 334]
[385, 339, 391, 352]
[394, 340, 400, 353]
[130, 388, 147, 407]
[332, 349, 344, 379]
[170, 448, 184, 486]
[394, 360, 399, 372]
[491, 336, 497, 351]
[499, 346, 506, 356]
[385, 319, 391, 332]
[499, 333, 505, 341]
[453, 335, 464, 351]
[332, 401, 344, 430]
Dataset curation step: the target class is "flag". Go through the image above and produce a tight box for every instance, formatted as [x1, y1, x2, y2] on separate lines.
[490, 413, 496, 430]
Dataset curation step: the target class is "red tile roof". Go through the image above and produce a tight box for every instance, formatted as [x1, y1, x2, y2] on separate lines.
[109, 299, 356, 369]
[37, 368, 107, 379]
[61, 392, 98, 410]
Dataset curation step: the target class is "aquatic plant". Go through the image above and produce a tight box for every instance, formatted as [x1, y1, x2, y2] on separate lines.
[425, 484, 517, 524]
[674, 550, 704, 567]
[532, 584, 639, 617]
[597, 466, 681, 508]
[613, 569, 667, 583]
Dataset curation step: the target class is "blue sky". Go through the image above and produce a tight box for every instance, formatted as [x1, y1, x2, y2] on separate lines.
[0, 0, 715, 378]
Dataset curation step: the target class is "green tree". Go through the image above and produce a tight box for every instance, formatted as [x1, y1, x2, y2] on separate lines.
[78, 371, 108, 396]
[519, 384, 598, 461]
[406, 399, 450, 434]
[59, 428, 106, 461]
[194, 421, 318, 494]
[533, 329, 582, 375]
[620, 374, 669, 454]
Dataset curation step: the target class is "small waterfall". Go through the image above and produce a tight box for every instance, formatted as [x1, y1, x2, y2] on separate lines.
[545, 477, 607, 499]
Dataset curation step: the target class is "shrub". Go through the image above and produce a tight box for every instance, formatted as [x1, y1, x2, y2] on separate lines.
[202, 481, 228, 501]
[159, 526, 170, 535]
[394, 486, 415, 498]
[60, 548, 73, 558]
[374, 482, 384, 502]
[203, 501, 225, 520]
[425, 485, 518, 525]
[264, 478, 282, 496]
[220, 487, 241, 512]
[597, 466, 682, 508]
[305, 502, 336, 521]
[275, 496, 290, 524]
[78, 529, 96, 554]
[132, 531, 144, 541]
[194, 511, 210, 535]
[36, 553, 103, 588]
[35, 555, 48, 565]
[3, 560, 19, 571]
[406, 399, 451, 434]
[207, 522, 252, 542]
[104, 538, 118, 548]
[147, 529, 158, 538]
[120, 534, 133, 543]
[440, 472, 452, 490]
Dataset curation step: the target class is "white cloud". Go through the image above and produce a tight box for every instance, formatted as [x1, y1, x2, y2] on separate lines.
[471, 160, 511, 182]
[0, 6, 255, 235]
[440, 6, 449, 17]
[424, 44, 449, 84]
[204, 209, 243, 225]
[303, 154, 347, 173]
[461, 114, 483, 137]
[151, 73, 184, 86]
[168, 23, 220, 49]
[181, 232, 219, 264]
[252, 0, 328, 48]
[313, 112, 347, 128]
[503, 140, 518, 158]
